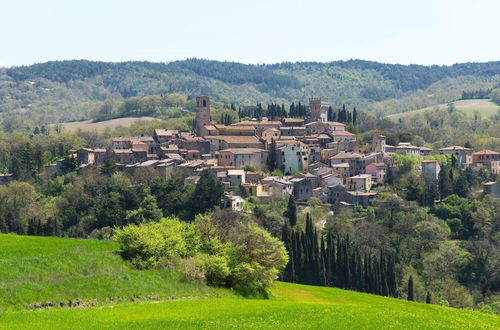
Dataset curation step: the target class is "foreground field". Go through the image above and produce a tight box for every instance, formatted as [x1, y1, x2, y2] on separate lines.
[387, 99, 500, 120]
[0, 234, 232, 311]
[1, 234, 498, 329]
[2, 282, 499, 329]
[58, 116, 157, 132]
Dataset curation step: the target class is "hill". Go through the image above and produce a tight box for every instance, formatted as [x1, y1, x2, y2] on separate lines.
[1, 59, 500, 125]
[58, 116, 157, 132]
[0, 234, 498, 329]
[0, 234, 233, 311]
[387, 99, 500, 120]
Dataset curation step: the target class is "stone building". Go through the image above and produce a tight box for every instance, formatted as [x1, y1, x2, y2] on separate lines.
[309, 97, 329, 122]
[195, 96, 211, 136]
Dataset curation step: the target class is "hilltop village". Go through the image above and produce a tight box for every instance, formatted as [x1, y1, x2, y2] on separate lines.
[4, 96, 496, 210]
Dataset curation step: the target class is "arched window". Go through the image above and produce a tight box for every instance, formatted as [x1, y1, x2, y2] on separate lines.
[203, 100, 207, 107]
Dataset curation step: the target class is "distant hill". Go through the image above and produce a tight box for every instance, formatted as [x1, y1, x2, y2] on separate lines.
[1, 59, 500, 124]
[1, 234, 498, 328]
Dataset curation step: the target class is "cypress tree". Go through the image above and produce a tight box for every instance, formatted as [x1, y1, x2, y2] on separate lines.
[426, 291, 432, 304]
[407, 276, 415, 301]
[286, 195, 297, 227]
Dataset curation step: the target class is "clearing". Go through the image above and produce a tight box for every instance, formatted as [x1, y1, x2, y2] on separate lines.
[387, 99, 500, 120]
[57, 117, 157, 132]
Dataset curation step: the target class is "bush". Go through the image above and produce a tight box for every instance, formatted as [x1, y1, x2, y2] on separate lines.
[113, 217, 200, 269]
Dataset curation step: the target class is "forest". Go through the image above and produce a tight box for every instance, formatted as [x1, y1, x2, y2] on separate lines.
[2, 59, 500, 127]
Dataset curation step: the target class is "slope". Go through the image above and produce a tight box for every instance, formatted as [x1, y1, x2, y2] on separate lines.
[0, 234, 233, 311]
[2, 59, 500, 125]
[1, 282, 498, 329]
[387, 99, 500, 120]
[0, 234, 498, 329]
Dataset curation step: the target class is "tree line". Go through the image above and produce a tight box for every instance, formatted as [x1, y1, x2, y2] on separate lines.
[281, 212, 397, 297]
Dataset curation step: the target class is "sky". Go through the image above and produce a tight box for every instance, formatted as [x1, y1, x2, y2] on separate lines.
[1, 0, 499, 67]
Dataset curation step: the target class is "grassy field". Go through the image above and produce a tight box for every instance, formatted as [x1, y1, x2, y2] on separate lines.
[1, 234, 498, 329]
[0, 234, 233, 311]
[387, 99, 500, 120]
[58, 117, 157, 132]
[2, 282, 498, 329]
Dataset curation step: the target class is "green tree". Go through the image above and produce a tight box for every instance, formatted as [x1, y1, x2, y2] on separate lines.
[408, 275, 415, 301]
[285, 195, 297, 227]
[191, 170, 224, 216]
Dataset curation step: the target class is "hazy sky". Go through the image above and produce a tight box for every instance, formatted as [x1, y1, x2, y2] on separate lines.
[1, 0, 499, 67]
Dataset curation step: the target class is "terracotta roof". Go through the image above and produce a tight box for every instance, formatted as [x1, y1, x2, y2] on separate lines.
[330, 131, 355, 136]
[331, 163, 350, 168]
[220, 148, 267, 154]
[330, 152, 363, 159]
[422, 159, 438, 163]
[280, 126, 306, 130]
[205, 135, 261, 144]
[283, 118, 305, 123]
[472, 150, 500, 155]
[233, 120, 281, 126]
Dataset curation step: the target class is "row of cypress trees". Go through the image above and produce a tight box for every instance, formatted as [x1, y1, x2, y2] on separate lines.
[281, 214, 397, 297]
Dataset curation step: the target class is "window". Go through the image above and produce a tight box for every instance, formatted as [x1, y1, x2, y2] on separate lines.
[203, 100, 207, 107]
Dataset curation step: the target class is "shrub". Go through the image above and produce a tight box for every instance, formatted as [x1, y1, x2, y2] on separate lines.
[113, 217, 200, 269]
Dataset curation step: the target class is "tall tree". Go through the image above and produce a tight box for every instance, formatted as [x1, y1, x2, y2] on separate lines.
[407, 276, 415, 301]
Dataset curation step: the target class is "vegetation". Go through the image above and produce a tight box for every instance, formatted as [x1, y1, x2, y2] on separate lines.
[0, 234, 233, 311]
[2, 59, 500, 127]
[1, 281, 498, 329]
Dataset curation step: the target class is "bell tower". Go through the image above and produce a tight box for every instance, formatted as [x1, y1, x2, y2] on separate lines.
[195, 96, 211, 136]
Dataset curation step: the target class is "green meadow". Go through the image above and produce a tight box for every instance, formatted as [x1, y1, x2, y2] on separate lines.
[0, 234, 498, 329]
[388, 99, 500, 120]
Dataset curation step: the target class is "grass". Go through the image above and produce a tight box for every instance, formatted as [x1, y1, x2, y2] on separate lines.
[0, 234, 498, 329]
[0, 234, 233, 311]
[388, 99, 500, 120]
[58, 116, 157, 132]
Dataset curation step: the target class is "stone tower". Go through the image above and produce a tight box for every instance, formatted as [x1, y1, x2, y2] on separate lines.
[195, 96, 211, 136]
[309, 97, 329, 122]
[372, 134, 386, 153]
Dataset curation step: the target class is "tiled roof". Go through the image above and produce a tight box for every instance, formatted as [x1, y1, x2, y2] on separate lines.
[472, 150, 500, 155]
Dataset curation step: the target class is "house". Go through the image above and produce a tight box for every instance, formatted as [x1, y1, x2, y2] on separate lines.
[76, 148, 107, 165]
[421, 160, 440, 183]
[205, 136, 264, 152]
[225, 169, 246, 187]
[347, 174, 372, 192]
[290, 177, 312, 201]
[386, 143, 421, 156]
[329, 130, 356, 142]
[365, 162, 388, 184]
[342, 191, 376, 208]
[320, 173, 343, 187]
[472, 150, 500, 174]
[243, 183, 263, 196]
[154, 129, 179, 143]
[483, 181, 500, 197]
[439, 146, 473, 168]
[282, 118, 305, 127]
[274, 140, 309, 174]
[279, 126, 307, 137]
[331, 163, 350, 184]
[265, 178, 294, 198]
[227, 195, 245, 211]
[0, 173, 13, 185]
[218, 148, 269, 172]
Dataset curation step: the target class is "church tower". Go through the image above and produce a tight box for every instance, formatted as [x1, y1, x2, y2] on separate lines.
[309, 97, 329, 122]
[195, 96, 211, 136]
